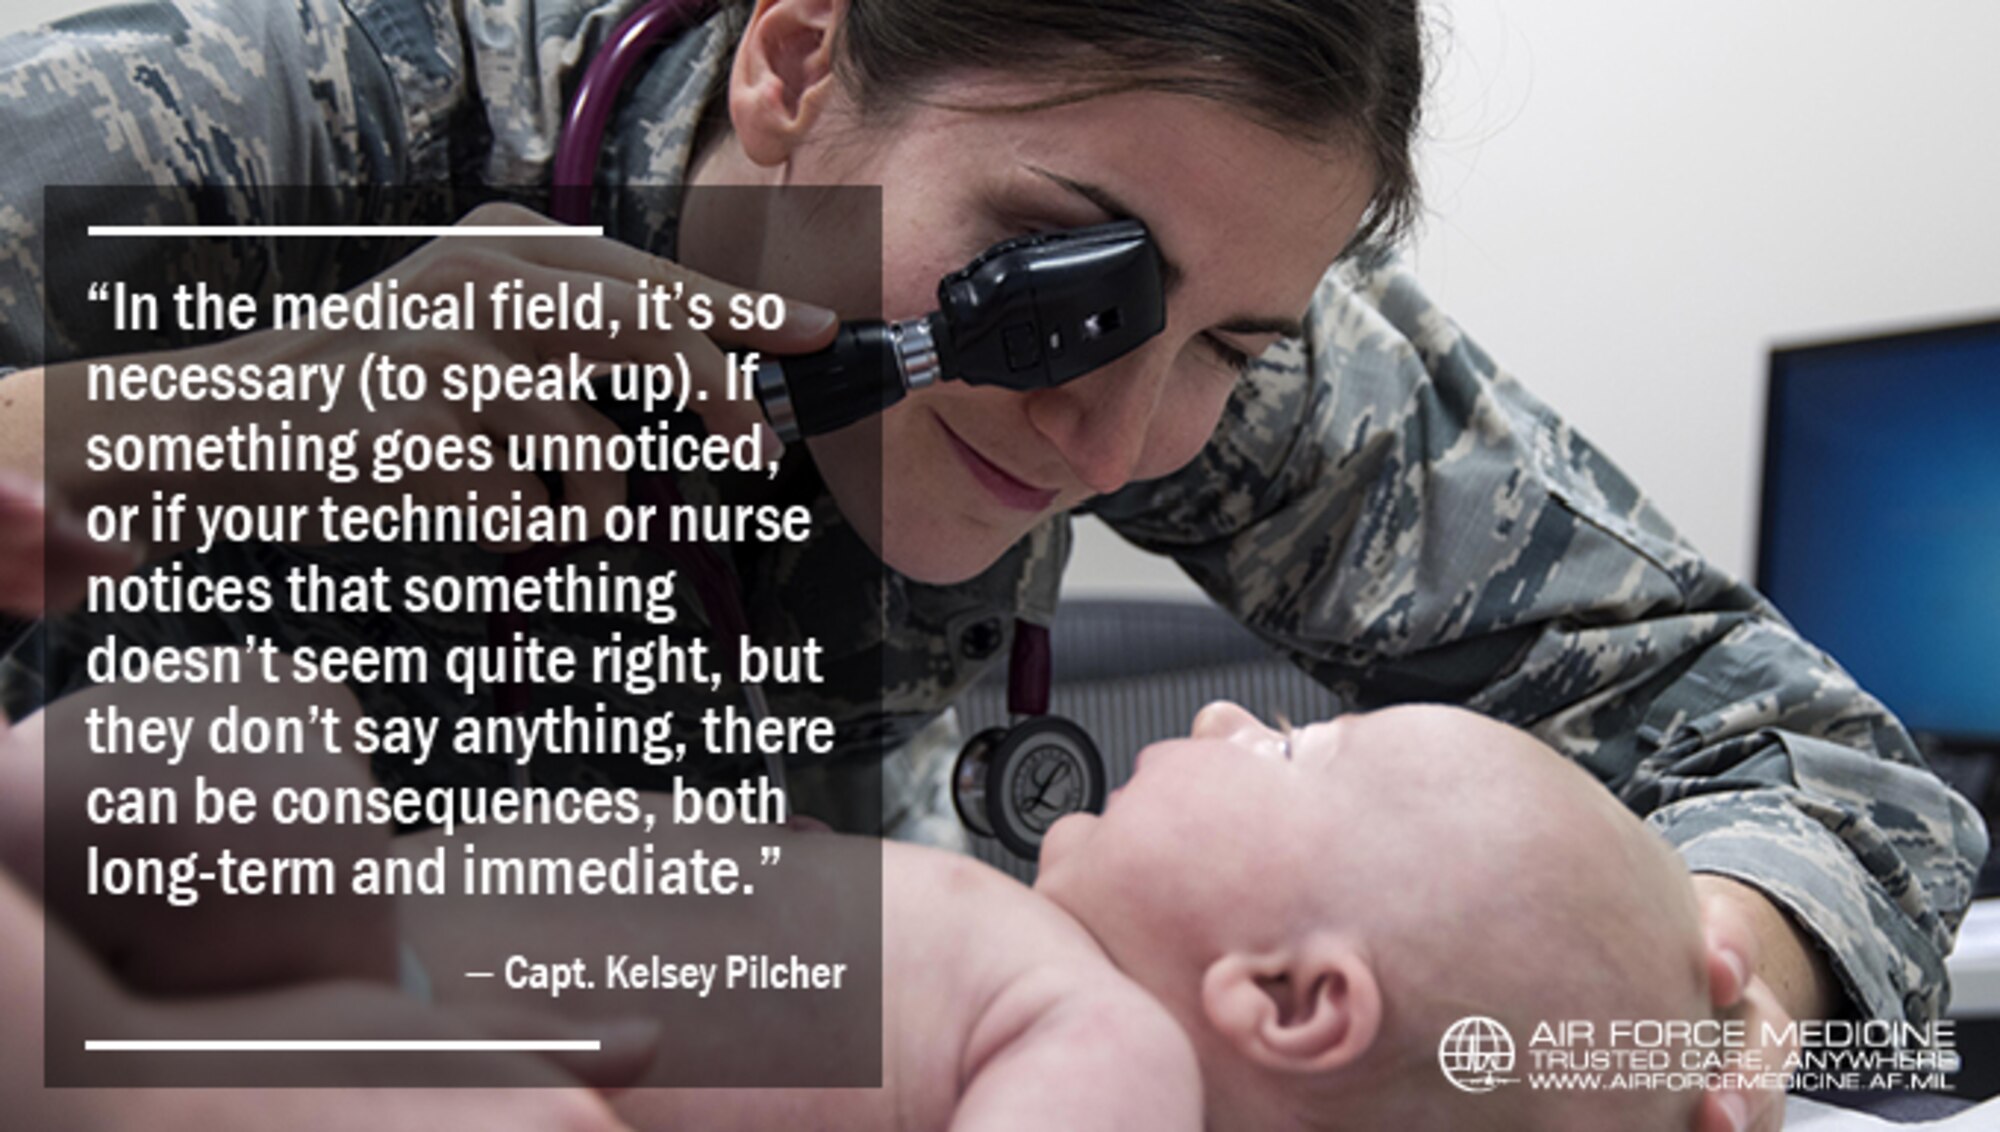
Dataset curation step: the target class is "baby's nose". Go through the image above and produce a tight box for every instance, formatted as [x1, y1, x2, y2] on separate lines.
[1190, 700, 1262, 740]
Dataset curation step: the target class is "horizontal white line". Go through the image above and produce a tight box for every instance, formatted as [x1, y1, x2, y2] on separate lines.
[86, 1039, 601, 1052]
[465, 971, 496, 978]
[86, 225, 603, 238]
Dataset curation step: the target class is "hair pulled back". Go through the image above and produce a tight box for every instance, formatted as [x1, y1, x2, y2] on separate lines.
[713, 0, 1425, 256]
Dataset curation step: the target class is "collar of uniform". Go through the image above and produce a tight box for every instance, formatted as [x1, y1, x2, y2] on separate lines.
[597, 5, 735, 259]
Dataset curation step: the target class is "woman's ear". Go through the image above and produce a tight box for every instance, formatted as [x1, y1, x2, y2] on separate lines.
[728, 0, 847, 167]
[1200, 934, 1383, 1075]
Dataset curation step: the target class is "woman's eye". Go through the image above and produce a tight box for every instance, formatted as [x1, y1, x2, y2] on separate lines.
[967, 221, 1054, 264]
[1199, 334, 1255, 376]
[992, 213, 1059, 242]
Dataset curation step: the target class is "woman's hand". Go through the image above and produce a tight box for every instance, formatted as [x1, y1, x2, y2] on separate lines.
[0, 472, 138, 617]
[43, 201, 839, 554]
[1692, 875, 1838, 1132]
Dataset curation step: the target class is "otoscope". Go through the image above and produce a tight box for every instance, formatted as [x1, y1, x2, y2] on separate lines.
[751, 220, 1166, 442]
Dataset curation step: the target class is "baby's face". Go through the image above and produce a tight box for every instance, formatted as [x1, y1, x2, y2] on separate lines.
[1034, 701, 1424, 987]
[1035, 701, 1710, 1038]
[1037, 701, 1335, 910]
[1038, 702, 1519, 937]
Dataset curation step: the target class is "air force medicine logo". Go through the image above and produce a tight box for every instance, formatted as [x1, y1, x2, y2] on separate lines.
[1438, 1016, 1519, 1092]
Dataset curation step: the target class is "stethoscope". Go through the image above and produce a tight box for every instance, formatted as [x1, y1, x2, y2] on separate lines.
[523, 0, 1151, 857]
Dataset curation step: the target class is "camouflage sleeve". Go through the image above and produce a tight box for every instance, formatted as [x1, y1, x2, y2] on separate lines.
[0, 0, 416, 362]
[0, 0, 674, 364]
[1085, 256, 1989, 1025]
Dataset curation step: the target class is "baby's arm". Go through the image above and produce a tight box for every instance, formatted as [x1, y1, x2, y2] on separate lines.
[951, 980, 1201, 1132]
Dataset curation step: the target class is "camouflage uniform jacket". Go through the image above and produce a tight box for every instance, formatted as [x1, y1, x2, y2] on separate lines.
[0, 0, 1985, 1026]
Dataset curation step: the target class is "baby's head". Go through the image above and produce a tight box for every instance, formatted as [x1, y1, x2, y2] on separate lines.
[1034, 702, 1713, 1132]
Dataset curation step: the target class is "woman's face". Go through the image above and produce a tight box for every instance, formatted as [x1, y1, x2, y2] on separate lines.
[751, 74, 1378, 583]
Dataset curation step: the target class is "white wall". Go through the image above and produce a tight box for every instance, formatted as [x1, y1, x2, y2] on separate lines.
[1073, 0, 2000, 598]
[9, 1, 1997, 599]
[1, 0, 94, 35]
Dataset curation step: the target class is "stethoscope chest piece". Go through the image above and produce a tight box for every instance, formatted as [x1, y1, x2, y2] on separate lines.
[953, 716, 1107, 861]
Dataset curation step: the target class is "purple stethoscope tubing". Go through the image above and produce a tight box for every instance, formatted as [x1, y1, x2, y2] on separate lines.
[504, 0, 759, 761]
[552, 0, 719, 226]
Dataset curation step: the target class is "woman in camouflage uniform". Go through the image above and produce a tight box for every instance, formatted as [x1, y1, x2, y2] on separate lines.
[0, 3, 1984, 1130]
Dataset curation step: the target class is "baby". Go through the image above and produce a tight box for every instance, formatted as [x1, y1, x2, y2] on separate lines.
[1027, 700, 1718, 1132]
[11, 684, 1718, 1130]
[591, 699, 1716, 1132]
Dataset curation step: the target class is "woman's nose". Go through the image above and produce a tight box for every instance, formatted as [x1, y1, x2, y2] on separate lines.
[1022, 349, 1166, 495]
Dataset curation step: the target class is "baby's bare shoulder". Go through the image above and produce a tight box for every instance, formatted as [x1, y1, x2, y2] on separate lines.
[956, 973, 1201, 1132]
[881, 845, 1197, 1128]
[884, 841, 1118, 992]
[878, 842, 1199, 1126]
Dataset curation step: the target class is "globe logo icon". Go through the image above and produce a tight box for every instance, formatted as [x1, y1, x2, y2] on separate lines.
[1438, 1016, 1517, 1093]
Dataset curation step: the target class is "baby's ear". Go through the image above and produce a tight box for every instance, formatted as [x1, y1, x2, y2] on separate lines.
[1200, 934, 1382, 1075]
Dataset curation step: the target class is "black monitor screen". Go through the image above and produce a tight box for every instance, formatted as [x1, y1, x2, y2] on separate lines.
[1758, 317, 2000, 745]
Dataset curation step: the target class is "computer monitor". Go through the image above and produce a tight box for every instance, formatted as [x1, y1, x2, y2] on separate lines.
[1757, 316, 2000, 750]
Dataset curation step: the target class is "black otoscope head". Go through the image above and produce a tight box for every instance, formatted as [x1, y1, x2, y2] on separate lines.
[932, 220, 1165, 391]
[754, 221, 1166, 442]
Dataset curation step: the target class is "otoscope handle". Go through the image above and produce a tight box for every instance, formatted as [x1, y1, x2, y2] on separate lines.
[753, 321, 909, 443]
